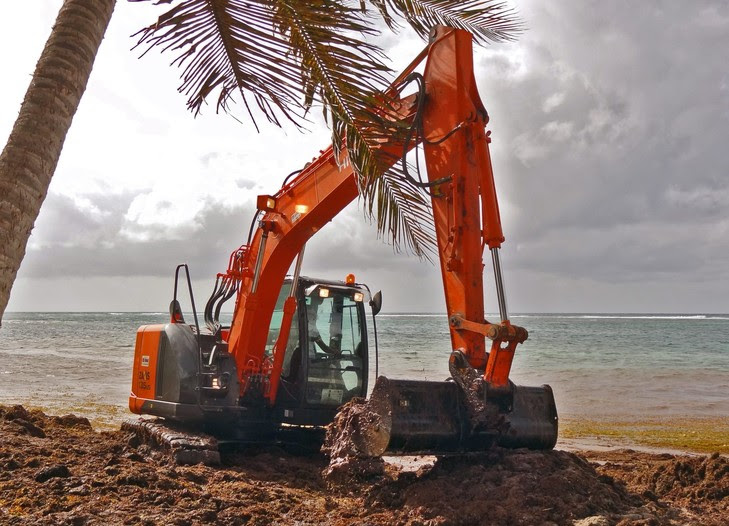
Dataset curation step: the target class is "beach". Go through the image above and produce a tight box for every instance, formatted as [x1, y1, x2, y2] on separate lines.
[1, 403, 727, 525]
[0, 312, 727, 523]
[2, 0, 728, 522]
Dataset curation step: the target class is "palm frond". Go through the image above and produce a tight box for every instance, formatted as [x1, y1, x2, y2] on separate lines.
[131, 0, 522, 258]
[368, 158, 436, 260]
[133, 1, 369, 127]
[337, 108, 436, 258]
[269, 2, 435, 256]
[132, 1, 389, 125]
[368, 0, 523, 44]
[267, 2, 389, 144]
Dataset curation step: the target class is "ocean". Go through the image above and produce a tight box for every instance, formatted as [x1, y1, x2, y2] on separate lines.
[1, 312, 727, 433]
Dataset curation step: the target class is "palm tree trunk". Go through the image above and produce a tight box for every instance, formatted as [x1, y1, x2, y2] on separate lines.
[0, 0, 116, 324]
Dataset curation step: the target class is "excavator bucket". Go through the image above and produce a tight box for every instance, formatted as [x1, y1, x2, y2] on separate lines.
[330, 374, 558, 457]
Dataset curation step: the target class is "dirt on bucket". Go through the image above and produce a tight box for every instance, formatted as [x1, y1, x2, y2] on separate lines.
[320, 382, 393, 483]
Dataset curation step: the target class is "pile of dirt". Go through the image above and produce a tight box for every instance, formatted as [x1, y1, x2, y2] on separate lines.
[1, 404, 727, 525]
[321, 395, 389, 483]
[593, 449, 729, 523]
[323, 379, 394, 458]
[0, 404, 335, 525]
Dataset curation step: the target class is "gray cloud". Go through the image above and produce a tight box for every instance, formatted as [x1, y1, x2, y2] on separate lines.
[20, 189, 415, 276]
[476, 0, 729, 291]
[17, 188, 442, 311]
[20, 191, 257, 279]
[28, 191, 136, 249]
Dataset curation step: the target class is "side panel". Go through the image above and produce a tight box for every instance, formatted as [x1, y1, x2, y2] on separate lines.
[129, 324, 163, 414]
[129, 323, 201, 413]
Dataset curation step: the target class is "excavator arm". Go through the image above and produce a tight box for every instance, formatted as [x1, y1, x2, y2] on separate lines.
[222, 26, 530, 405]
[420, 28, 527, 389]
[223, 110, 416, 404]
[222, 27, 525, 405]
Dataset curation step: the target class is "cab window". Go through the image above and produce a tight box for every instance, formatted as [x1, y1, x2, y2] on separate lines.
[305, 292, 364, 406]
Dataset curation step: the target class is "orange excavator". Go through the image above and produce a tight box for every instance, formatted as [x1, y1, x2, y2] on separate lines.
[127, 26, 557, 461]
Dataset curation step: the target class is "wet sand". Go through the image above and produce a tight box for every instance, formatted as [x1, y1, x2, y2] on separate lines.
[1, 404, 727, 525]
[558, 416, 729, 455]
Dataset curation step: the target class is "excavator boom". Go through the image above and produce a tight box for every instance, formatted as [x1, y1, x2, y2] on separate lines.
[226, 26, 528, 397]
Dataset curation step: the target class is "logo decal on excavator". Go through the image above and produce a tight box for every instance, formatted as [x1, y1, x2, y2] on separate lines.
[141, 355, 149, 367]
[291, 211, 302, 223]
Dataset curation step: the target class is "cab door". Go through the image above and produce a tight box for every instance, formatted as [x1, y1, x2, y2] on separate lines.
[303, 291, 367, 408]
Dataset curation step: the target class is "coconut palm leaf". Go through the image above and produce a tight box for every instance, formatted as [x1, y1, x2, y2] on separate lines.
[131, 0, 521, 257]
[369, 158, 437, 259]
[368, 0, 523, 44]
[132, 1, 390, 127]
[269, 2, 435, 256]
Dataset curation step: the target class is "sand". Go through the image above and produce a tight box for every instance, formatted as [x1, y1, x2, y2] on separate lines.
[0, 404, 727, 525]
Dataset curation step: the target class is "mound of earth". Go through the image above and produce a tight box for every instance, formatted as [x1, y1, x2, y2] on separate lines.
[0, 404, 727, 525]
[321, 396, 388, 483]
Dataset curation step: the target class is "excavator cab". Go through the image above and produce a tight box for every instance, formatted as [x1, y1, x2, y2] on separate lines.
[269, 277, 369, 426]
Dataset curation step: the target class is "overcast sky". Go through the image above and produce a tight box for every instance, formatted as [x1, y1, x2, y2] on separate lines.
[2, 1, 728, 314]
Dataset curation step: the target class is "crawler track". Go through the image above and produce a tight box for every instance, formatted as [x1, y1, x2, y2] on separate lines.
[122, 418, 220, 465]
